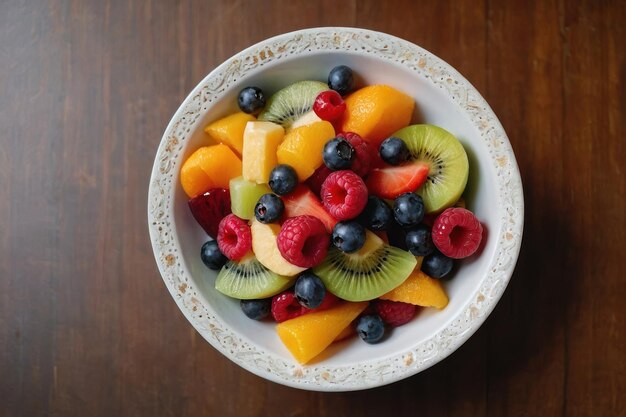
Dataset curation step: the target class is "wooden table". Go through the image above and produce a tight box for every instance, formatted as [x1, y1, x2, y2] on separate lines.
[1, 1, 624, 416]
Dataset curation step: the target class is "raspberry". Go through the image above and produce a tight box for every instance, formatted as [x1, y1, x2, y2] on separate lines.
[431, 207, 483, 259]
[373, 299, 417, 327]
[313, 90, 346, 122]
[277, 215, 330, 268]
[320, 170, 368, 220]
[337, 132, 373, 177]
[271, 291, 305, 322]
[216, 214, 252, 261]
[271, 290, 341, 322]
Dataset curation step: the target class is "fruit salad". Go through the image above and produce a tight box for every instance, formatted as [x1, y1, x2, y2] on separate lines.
[182, 65, 484, 364]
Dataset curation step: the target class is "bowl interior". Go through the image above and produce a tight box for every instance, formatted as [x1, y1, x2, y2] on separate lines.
[172, 51, 501, 367]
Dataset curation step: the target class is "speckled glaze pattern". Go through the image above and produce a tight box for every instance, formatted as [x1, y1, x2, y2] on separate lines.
[148, 27, 524, 391]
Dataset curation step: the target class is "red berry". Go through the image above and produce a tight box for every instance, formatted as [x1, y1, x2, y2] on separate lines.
[216, 214, 252, 261]
[282, 184, 337, 233]
[306, 165, 333, 197]
[277, 215, 330, 268]
[271, 290, 341, 322]
[337, 132, 373, 177]
[271, 291, 305, 322]
[373, 299, 417, 327]
[366, 160, 429, 199]
[321, 170, 368, 220]
[187, 188, 231, 238]
[431, 207, 483, 259]
[313, 90, 346, 122]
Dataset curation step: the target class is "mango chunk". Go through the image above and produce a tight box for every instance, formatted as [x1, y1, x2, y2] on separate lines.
[380, 269, 448, 309]
[204, 111, 256, 156]
[276, 301, 368, 364]
[180, 144, 242, 197]
[276, 121, 335, 181]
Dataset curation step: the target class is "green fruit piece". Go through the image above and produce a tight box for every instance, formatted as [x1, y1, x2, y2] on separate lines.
[229, 176, 271, 220]
[258, 81, 328, 129]
[215, 254, 295, 299]
[313, 231, 417, 302]
[393, 124, 469, 213]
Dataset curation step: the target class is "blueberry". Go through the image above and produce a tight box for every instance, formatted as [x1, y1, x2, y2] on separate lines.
[356, 315, 385, 344]
[237, 86, 265, 114]
[254, 193, 284, 223]
[393, 193, 425, 227]
[328, 65, 355, 96]
[405, 224, 435, 256]
[422, 250, 454, 278]
[379, 137, 410, 165]
[332, 221, 366, 253]
[323, 137, 355, 170]
[268, 164, 298, 195]
[200, 240, 228, 270]
[240, 298, 271, 320]
[359, 196, 393, 231]
[294, 271, 326, 309]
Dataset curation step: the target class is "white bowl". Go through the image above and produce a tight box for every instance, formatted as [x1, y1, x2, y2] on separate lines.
[148, 27, 523, 391]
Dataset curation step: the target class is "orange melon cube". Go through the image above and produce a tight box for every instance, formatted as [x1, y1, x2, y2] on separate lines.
[180, 144, 242, 197]
[204, 112, 256, 156]
[276, 121, 335, 181]
[380, 269, 448, 309]
[340, 85, 415, 148]
[276, 301, 368, 364]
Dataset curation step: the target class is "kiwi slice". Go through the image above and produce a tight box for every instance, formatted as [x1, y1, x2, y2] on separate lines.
[258, 80, 328, 129]
[312, 233, 417, 302]
[215, 254, 294, 300]
[393, 124, 469, 213]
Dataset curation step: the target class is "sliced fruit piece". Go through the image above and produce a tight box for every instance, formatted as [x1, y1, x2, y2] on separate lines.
[333, 324, 356, 342]
[340, 85, 415, 148]
[313, 230, 417, 302]
[380, 269, 449, 309]
[276, 121, 336, 181]
[289, 110, 322, 131]
[276, 301, 368, 364]
[250, 219, 306, 277]
[258, 80, 328, 129]
[187, 188, 231, 239]
[215, 253, 295, 300]
[229, 177, 271, 220]
[204, 112, 256, 156]
[393, 124, 469, 213]
[180, 144, 242, 198]
[282, 185, 337, 233]
[366, 160, 429, 199]
[242, 121, 285, 184]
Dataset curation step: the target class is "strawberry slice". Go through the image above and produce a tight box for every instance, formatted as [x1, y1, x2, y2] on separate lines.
[188, 188, 231, 238]
[282, 185, 337, 233]
[365, 161, 429, 199]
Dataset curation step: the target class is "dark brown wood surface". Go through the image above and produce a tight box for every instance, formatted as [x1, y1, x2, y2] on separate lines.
[1, 0, 624, 416]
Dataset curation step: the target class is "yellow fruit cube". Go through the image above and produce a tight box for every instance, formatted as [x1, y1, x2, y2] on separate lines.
[204, 112, 256, 156]
[242, 121, 285, 184]
[180, 144, 242, 197]
[380, 270, 448, 309]
[276, 301, 368, 364]
[276, 121, 335, 181]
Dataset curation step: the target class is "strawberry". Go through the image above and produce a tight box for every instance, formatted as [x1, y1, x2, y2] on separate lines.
[282, 185, 337, 232]
[187, 188, 231, 238]
[366, 161, 429, 199]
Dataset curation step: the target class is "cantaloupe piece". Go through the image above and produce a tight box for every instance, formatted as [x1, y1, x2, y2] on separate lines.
[204, 112, 256, 156]
[276, 301, 368, 364]
[380, 269, 448, 309]
[340, 85, 414, 148]
[180, 144, 242, 198]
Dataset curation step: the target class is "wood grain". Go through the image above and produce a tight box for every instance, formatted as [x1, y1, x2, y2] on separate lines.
[0, 0, 624, 416]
